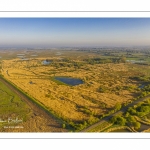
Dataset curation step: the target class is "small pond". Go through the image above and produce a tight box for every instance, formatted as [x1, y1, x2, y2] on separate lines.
[55, 77, 84, 86]
[42, 60, 51, 65]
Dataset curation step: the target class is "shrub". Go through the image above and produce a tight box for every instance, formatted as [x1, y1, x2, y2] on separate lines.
[62, 123, 66, 129]
[111, 116, 126, 126]
[127, 115, 136, 123]
[114, 103, 122, 111]
[132, 121, 141, 130]
[97, 86, 107, 93]
[127, 107, 137, 115]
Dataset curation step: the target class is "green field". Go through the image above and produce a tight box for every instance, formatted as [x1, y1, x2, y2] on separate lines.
[0, 80, 32, 130]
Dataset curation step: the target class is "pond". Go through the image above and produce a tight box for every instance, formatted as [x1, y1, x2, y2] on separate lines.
[55, 77, 84, 86]
[42, 60, 51, 65]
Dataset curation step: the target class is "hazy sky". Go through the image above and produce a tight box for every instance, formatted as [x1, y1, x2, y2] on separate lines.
[0, 18, 150, 48]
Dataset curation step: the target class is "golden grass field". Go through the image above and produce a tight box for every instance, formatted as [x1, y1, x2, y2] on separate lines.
[1, 55, 144, 125]
[0, 77, 66, 132]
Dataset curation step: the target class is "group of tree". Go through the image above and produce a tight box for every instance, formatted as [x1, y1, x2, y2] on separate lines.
[127, 101, 150, 117]
[84, 56, 126, 65]
[52, 61, 84, 69]
[111, 115, 126, 126]
[111, 114, 141, 130]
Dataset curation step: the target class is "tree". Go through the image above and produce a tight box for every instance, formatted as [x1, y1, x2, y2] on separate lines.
[127, 115, 136, 123]
[111, 116, 126, 126]
[120, 56, 126, 63]
[114, 103, 122, 111]
[83, 121, 88, 127]
[132, 122, 141, 130]
[138, 106, 150, 113]
[111, 116, 118, 123]
[62, 123, 66, 129]
[125, 112, 130, 117]
[97, 86, 107, 93]
[116, 116, 126, 126]
[128, 107, 137, 115]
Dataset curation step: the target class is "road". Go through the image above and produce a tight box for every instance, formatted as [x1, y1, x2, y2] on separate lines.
[81, 94, 150, 132]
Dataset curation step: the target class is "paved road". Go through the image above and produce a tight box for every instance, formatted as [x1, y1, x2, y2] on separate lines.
[81, 94, 150, 132]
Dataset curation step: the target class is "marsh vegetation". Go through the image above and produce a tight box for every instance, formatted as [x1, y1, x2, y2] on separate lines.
[1, 48, 150, 132]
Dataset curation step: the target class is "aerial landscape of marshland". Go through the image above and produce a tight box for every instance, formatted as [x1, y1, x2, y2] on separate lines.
[0, 18, 150, 132]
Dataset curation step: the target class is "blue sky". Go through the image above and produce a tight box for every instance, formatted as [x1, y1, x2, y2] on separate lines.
[0, 18, 150, 48]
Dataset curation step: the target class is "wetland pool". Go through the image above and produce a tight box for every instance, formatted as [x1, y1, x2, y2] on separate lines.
[55, 77, 84, 86]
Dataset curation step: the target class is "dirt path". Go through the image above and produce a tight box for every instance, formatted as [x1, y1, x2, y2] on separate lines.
[0, 77, 67, 132]
[81, 95, 150, 132]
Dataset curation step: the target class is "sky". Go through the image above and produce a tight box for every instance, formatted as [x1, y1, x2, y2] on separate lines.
[0, 18, 150, 48]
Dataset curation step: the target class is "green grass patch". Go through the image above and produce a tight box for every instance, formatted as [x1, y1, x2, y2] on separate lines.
[87, 121, 112, 132]
[0, 80, 32, 129]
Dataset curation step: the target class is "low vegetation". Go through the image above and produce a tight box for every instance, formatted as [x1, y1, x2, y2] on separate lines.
[1, 49, 150, 131]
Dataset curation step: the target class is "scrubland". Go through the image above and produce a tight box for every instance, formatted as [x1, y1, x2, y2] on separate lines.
[0, 79, 65, 132]
[1, 49, 150, 131]
[1, 57, 145, 128]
